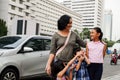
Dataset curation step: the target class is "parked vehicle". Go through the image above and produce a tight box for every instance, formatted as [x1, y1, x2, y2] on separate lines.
[0, 35, 51, 80]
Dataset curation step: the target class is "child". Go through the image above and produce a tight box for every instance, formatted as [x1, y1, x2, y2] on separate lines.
[86, 27, 107, 80]
[51, 50, 84, 80]
[73, 47, 90, 80]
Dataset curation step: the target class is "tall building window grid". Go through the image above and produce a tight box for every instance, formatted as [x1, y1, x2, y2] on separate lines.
[11, 5, 16, 10]
[11, 0, 16, 2]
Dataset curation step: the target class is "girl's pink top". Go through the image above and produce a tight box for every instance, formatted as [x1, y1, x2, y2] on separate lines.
[87, 41, 104, 63]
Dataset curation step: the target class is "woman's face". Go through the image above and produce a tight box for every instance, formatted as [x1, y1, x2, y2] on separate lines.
[90, 29, 100, 40]
[66, 18, 72, 30]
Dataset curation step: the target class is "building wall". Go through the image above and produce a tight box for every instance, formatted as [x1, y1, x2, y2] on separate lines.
[103, 10, 112, 40]
[0, 0, 83, 36]
[63, 0, 104, 28]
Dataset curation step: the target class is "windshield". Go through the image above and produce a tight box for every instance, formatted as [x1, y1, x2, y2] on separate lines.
[0, 36, 23, 49]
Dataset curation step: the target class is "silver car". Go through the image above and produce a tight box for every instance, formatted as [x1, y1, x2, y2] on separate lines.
[0, 35, 51, 80]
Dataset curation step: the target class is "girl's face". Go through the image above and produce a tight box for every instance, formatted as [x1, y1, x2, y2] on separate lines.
[90, 29, 100, 40]
[66, 18, 72, 30]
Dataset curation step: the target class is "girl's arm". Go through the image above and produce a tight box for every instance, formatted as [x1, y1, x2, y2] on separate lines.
[103, 44, 107, 58]
[84, 54, 90, 65]
[57, 51, 83, 79]
[76, 56, 84, 71]
[86, 44, 89, 58]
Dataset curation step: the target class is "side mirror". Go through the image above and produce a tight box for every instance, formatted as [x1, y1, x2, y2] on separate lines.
[23, 47, 33, 52]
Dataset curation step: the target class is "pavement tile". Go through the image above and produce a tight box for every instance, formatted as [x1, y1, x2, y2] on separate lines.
[102, 73, 120, 80]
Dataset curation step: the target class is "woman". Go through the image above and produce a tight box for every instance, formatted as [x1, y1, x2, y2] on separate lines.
[86, 27, 107, 80]
[45, 15, 86, 77]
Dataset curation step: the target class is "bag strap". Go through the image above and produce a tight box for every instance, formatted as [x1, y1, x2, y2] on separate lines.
[56, 31, 71, 56]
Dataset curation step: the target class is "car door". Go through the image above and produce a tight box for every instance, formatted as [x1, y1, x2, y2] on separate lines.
[19, 37, 50, 76]
[39, 39, 51, 72]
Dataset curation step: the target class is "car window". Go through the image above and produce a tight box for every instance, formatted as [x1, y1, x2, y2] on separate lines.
[0, 36, 21, 49]
[24, 38, 44, 51]
[43, 39, 51, 50]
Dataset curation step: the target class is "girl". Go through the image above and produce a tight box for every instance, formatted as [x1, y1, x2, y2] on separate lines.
[73, 47, 90, 80]
[86, 27, 107, 80]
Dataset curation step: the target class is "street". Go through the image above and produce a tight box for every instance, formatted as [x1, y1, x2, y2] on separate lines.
[24, 55, 120, 80]
[102, 55, 120, 78]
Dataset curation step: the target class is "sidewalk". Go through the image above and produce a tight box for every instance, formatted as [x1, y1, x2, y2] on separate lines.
[102, 73, 120, 80]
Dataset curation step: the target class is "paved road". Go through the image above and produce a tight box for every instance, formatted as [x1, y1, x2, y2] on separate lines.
[24, 55, 120, 80]
[102, 55, 120, 79]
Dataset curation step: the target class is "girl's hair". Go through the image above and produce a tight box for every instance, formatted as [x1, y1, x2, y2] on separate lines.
[73, 47, 81, 55]
[57, 15, 71, 30]
[93, 27, 103, 41]
[51, 60, 65, 78]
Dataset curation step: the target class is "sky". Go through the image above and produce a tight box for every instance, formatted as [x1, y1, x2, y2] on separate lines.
[55, 0, 120, 41]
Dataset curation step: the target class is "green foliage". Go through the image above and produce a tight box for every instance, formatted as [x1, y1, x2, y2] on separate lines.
[116, 39, 120, 43]
[0, 19, 7, 37]
[80, 28, 90, 40]
[103, 38, 115, 47]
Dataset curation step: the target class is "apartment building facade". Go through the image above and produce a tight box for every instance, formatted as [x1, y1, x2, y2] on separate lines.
[103, 10, 113, 40]
[0, 0, 83, 36]
[63, 0, 104, 28]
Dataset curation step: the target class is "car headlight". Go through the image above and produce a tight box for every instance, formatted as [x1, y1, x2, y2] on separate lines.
[0, 52, 4, 56]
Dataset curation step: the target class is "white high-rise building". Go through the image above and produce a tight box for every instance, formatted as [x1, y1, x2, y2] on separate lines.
[0, 0, 82, 36]
[103, 10, 113, 40]
[63, 0, 104, 28]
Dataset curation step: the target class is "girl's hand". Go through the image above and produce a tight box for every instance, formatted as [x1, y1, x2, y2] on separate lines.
[70, 63, 76, 71]
[79, 55, 84, 61]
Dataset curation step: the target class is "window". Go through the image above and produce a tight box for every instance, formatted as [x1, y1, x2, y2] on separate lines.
[25, 12, 29, 16]
[24, 38, 49, 51]
[19, 0, 23, 4]
[17, 20, 23, 34]
[44, 39, 51, 50]
[19, 8, 22, 12]
[26, 6, 30, 9]
[11, 5, 16, 10]
[12, 0, 16, 2]
[27, 0, 30, 2]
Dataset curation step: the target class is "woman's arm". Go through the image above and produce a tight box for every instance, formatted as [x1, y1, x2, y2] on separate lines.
[75, 32, 86, 48]
[45, 54, 55, 75]
[45, 34, 57, 75]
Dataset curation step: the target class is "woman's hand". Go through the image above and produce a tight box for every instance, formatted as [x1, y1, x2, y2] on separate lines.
[45, 64, 51, 76]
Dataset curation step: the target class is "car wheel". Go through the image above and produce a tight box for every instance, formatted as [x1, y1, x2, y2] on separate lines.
[0, 68, 19, 80]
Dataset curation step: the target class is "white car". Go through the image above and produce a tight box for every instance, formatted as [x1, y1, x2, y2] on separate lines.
[0, 35, 51, 80]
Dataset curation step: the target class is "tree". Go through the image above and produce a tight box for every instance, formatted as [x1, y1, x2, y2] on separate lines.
[0, 19, 7, 37]
[103, 38, 115, 47]
[80, 28, 90, 40]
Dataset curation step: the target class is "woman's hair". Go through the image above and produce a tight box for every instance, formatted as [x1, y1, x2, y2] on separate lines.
[57, 15, 71, 30]
[93, 27, 103, 41]
[51, 60, 65, 78]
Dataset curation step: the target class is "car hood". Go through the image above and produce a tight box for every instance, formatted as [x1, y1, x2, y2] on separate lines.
[0, 49, 17, 56]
